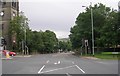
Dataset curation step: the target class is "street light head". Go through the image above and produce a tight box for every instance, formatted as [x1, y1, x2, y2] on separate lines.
[82, 6, 86, 7]
[0, 11, 4, 16]
[118, 1, 120, 7]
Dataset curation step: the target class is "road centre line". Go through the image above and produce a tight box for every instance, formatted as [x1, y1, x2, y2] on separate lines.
[75, 65, 85, 73]
[38, 65, 45, 74]
[72, 62, 74, 64]
[54, 63, 57, 64]
[39, 65, 76, 74]
[54, 61, 60, 64]
[58, 61, 60, 64]
[46, 60, 49, 63]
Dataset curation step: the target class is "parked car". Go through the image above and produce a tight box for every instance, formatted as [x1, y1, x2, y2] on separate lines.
[3, 50, 16, 56]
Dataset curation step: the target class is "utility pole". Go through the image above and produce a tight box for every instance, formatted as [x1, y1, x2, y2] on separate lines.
[90, 2, 95, 56]
[118, 1, 120, 12]
[20, 11, 29, 55]
[82, 2, 95, 56]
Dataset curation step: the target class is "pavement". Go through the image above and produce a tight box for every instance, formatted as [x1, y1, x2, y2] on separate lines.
[2, 52, 118, 75]
[81, 56, 99, 60]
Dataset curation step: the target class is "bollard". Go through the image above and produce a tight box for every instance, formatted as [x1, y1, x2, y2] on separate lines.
[6, 51, 10, 59]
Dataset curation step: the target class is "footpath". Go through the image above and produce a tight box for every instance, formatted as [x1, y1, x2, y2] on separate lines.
[81, 56, 99, 60]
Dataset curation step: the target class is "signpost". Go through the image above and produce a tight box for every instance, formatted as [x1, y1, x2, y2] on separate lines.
[85, 40, 88, 55]
[0, 37, 3, 76]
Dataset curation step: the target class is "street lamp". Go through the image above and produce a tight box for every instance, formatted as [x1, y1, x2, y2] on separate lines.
[82, 2, 94, 56]
[0, 11, 4, 37]
[118, 1, 120, 12]
[20, 11, 28, 55]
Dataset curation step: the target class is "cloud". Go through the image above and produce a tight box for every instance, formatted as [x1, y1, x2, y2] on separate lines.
[54, 31, 70, 38]
[19, 0, 119, 38]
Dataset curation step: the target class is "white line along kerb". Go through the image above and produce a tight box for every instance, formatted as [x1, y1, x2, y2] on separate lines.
[75, 65, 85, 73]
[38, 65, 45, 74]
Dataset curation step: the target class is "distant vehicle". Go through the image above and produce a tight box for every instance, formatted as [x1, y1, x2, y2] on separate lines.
[3, 50, 16, 56]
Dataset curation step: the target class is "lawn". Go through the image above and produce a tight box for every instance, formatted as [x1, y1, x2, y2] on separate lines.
[81, 52, 119, 60]
[94, 54, 119, 60]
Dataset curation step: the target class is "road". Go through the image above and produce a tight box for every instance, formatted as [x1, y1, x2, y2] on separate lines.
[2, 52, 118, 75]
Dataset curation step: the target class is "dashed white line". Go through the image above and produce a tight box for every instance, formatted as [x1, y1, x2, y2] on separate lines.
[54, 61, 61, 64]
[38, 65, 45, 74]
[58, 61, 60, 64]
[72, 62, 74, 64]
[75, 65, 85, 73]
[46, 60, 49, 63]
[54, 63, 57, 64]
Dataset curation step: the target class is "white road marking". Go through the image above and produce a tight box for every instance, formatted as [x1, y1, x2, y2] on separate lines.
[58, 61, 60, 64]
[54, 63, 57, 65]
[96, 61, 108, 64]
[54, 61, 60, 64]
[40, 65, 76, 74]
[66, 73, 72, 76]
[46, 60, 49, 63]
[75, 65, 85, 73]
[38, 65, 45, 74]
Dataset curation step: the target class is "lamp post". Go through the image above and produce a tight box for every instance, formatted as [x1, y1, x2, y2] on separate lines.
[118, 1, 120, 12]
[82, 2, 94, 56]
[0, 11, 4, 38]
[20, 11, 27, 55]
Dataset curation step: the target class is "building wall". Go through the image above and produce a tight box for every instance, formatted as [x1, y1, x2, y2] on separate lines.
[0, 0, 19, 49]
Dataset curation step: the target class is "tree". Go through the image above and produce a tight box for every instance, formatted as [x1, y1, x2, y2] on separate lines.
[9, 13, 29, 54]
[58, 40, 72, 52]
[69, 3, 119, 54]
[9, 13, 59, 54]
[42, 30, 58, 53]
[26, 30, 58, 54]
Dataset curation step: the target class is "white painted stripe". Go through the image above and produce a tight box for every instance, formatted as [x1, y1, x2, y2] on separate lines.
[96, 61, 107, 64]
[54, 63, 57, 64]
[38, 65, 45, 74]
[75, 65, 85, 73]
[40, 65, 76, 74]
[66, 73, 72, 76]
[46, 60, 49, 63]
[58, 61, 60, 64]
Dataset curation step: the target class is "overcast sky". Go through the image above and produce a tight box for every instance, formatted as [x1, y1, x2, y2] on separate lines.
[19, 0, 119, 38]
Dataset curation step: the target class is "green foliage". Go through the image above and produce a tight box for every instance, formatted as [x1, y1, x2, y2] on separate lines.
[70, 3, 120, 51]
[42, 30, 58, 53]
[9, 16, 28, 51]
[58, 40, 72, 52]
[9, 16, 58, 54]
[25, 30, 58, 54]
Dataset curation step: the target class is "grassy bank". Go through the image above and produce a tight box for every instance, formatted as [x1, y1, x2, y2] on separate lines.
[81, 52, 119, 60]
[94, 54, 119, 60]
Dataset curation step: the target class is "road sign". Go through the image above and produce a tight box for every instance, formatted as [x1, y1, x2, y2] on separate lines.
[85, 40, 88, 46]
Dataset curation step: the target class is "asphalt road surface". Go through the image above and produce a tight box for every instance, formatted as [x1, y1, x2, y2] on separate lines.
[2, 52, 118, 74]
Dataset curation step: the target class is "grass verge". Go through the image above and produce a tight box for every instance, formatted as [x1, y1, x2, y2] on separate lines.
[81, 52, 119, 60]
[94, 54, 119, 60]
